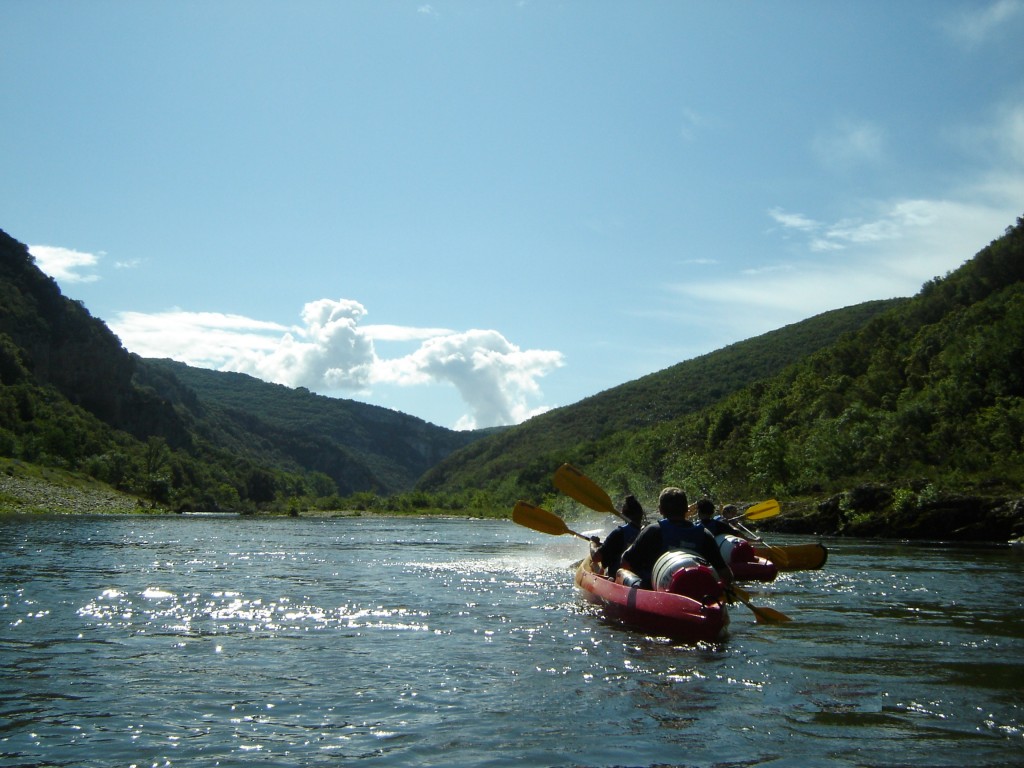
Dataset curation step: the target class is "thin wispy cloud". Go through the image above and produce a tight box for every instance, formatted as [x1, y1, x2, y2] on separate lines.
[768, 209, 818, 233]
[943, 0, 1024, 47]
[673, 188, 1021, 346]
[812, 118, 885, 171]
[28, 245, 101, 283]
[678, 108, 707, 142]
[108, 299, 564, 430]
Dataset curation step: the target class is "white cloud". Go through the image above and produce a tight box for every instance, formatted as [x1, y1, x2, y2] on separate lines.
[111, 310, 288, 361]
[943, 0, 1024, 47]
[735, 100, 1024, 334]
[110, 299, 564, 430]
[362, 323, 455, 342]
[769, 208, 819, 232]
[670, 194, 1020, 345]
[29, 245, 101, 283]
[953, 101, 1024, 167]
[770, 196, 1016, 257]
[812, 119, 885, 171]
[377, 330, 565, 430]
[678, 108, 706, 142]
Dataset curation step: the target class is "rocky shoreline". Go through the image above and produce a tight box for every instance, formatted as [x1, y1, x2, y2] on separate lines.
[760, 484, 1024, 544]
[0, 469, 147, 515]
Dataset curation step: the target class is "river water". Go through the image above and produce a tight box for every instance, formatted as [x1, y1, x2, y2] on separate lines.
[1, 514, 1021, 767]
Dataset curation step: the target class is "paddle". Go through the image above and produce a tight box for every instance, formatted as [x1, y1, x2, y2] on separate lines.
[512, 501, 593, 542]
[552, 464, 793, 624]
[728, 499, 781, 522]
[732, 517, 791, 568]
[552, 463, 629, 522]
[728, 584, 792, 624]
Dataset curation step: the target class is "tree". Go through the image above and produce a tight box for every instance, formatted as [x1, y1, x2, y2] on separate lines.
[246, 469, 277, 505]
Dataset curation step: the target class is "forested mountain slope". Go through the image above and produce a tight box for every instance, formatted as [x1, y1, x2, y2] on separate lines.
[419, 216, 1024, 541]
[418, 299, 904, 502]
[142, 359, 482, 493]
[513, 216, 1024, 540]
[0, 228, 484, 508]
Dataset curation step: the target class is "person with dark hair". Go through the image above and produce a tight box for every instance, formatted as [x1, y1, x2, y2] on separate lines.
[589, 495, 644, 576]
[619, 487, 734, 589]
[694, 499, 750, 539]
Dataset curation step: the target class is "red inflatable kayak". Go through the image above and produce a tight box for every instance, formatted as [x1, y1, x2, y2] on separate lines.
[717, 534, 779, 581]
[574, 555, 729, 642]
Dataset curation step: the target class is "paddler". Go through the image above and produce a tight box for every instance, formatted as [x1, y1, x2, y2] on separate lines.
[619, 487, 735, 590]
[694, 499, 754, 539]
[589, 495, 644, 576]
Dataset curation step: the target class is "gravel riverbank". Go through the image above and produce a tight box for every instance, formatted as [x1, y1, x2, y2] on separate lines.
[0, 468, 146, 515]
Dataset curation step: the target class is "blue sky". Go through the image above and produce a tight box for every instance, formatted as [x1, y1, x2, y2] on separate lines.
[4, 2, 1023, 430]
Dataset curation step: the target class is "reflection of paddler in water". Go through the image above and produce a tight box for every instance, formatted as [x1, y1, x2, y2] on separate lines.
[619, 487, 734, 590]
[588, 495, 644, 576]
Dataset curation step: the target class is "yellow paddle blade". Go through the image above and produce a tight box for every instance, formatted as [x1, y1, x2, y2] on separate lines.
[512, 501, 572, 537]
[728, 584, 792, 624]
[743, 499, 781, 521]
[552, 463, 619, 516]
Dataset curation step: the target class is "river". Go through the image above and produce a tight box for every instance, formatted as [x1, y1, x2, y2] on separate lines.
[1, 514, 1021, 767]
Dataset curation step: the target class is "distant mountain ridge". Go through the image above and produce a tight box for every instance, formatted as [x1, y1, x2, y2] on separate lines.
[140, 359, 483, 492]
[0, 227, 485, 506]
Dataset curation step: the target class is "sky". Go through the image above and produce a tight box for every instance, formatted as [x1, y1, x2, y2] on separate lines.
[3, 2, 1024, 431]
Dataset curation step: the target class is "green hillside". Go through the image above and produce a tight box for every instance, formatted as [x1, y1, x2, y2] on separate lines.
[0, 228, 484, 511]
[417, 299, 904, 502]
[141, 359, 481, 492]
[445, 216, 1024, 540]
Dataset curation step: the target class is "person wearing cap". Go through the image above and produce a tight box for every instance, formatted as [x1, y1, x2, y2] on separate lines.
[620, 487, 734, 589]
[589, 495, 645, 576]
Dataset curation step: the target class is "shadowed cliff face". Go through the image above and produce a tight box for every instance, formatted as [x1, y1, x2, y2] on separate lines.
[1, 229, 192, 448]
[1, 227, 486, 499]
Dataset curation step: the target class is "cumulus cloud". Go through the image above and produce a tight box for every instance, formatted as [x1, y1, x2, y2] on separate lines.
[110, 299, 564, 430]
[377, 330, 565, 430]
[28, 245, 101, 283]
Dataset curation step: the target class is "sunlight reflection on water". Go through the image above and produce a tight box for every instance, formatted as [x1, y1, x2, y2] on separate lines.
[1, 516, 1022, 767]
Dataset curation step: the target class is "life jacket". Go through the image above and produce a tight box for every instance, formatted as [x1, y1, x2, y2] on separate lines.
[657, 519, 710, 555]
